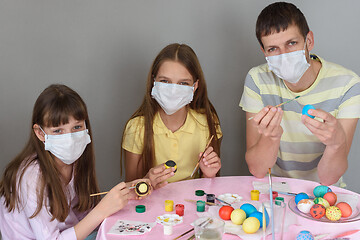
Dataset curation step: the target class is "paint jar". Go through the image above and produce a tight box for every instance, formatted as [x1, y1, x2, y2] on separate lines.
[163, 222, 173, 235]
[275, 197, 284, 206]
[272, 191, 278, 200]
[250, 190, 260, 201]
[165, 200, 174, 212]
[175, 204, 184, 216]
[206, 194, 215, 203]
[196, 200, 205, 212]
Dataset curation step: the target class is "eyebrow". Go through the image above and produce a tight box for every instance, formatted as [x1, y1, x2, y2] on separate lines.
[157, 76, 193, 82]
[265, 37, 300, 49]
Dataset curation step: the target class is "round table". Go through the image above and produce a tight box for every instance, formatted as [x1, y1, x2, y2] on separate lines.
[96, 176, 360, 240]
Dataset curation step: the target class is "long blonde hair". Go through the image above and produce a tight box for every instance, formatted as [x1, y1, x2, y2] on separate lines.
[121, 43, 221, 178]
[0, 84, 100, 221]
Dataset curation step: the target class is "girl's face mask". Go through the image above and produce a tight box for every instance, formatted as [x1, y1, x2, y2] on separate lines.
[151, 81, 195, 115]
[40, 126, 91, 165]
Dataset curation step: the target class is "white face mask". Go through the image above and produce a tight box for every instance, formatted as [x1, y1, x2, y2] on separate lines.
[266, 40, 310, 84]
[40, 127, 91, 165]
[151, 81, 195, 115]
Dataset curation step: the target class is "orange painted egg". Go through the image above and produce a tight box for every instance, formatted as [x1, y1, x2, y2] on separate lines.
[310, 204, 326, 219]
[323, 192, 337, 206]
[325, 206, 342, 221]
[336, 202, 352, 218]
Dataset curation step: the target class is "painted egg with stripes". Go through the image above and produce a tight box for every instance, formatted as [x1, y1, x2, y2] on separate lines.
[314, 197, 330, 209]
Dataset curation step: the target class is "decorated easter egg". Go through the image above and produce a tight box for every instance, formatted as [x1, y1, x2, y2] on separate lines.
[313, 197, 330, 208]
[230, 209, 246, 225]
[323, 192, 337, 206]
[295, 192, 309, 204]
[310, 204, 326, 219]
[249, 211, 269, 228]
[297, 199, 315, 214]
[240, 203, 257, 218]
[336, 202, 352, 218]
[313, 185, 332, 198]
[219, 206, 234, 220]
[242, 217, 260, 234]
[296, 230, 314, 240]
[302, 104, 316, 118]
[325, 206, 342, 221]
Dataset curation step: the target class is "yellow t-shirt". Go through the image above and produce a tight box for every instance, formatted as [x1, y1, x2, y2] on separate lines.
[122, 109, 222, 182]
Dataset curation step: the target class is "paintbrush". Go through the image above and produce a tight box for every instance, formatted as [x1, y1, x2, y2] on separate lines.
[184, 199, 217, 206]
[190, 135, 214, 177]
[248, 95, 300, 120]
[90, 186, 136, 197]
[262, 202, 266, 240]
[268, 168, 275, 240]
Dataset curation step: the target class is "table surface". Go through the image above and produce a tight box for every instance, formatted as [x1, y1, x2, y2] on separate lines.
[96, 176, 360, 240]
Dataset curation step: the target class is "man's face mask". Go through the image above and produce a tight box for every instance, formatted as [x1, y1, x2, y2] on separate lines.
[265, 38, 310, 84]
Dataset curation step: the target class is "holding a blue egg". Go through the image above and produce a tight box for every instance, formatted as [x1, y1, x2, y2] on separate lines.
[302, 104, 315, 119]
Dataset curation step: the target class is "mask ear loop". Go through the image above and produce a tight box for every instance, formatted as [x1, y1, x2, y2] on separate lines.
[303, 36, 312, 63]
[38, 126, 48, 143]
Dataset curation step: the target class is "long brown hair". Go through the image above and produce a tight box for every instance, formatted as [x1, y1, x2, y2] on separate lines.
[0, 84, 100, 221]
[121, 43, 221, 178]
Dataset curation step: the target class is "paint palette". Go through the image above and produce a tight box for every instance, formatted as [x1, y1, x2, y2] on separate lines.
[217, 193, 243, 204]
[156, 214, 183, 226]
[288, 196, 360, 223]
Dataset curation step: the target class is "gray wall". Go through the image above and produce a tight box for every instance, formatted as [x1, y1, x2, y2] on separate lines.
[1, 1, 359, 194]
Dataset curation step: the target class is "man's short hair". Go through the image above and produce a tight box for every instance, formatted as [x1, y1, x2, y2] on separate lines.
[256, 2, 310, 48]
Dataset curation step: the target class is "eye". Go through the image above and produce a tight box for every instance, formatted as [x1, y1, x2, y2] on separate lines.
[179, 81, 190, 86]
[53, 129, 62, 134]
[288, 41, 297, 46]
[159, 79, 169, 83]
[267, 47, 276, 53]
[74, 125, 83, 130]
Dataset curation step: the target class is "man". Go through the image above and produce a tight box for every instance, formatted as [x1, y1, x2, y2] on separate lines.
[240, 2, 360, 186]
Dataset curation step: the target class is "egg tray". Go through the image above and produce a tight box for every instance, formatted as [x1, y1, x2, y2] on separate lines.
[288, 196, 360, 223]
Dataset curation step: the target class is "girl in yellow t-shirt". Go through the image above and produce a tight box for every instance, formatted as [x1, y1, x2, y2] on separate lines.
[122, 43, 222, 189]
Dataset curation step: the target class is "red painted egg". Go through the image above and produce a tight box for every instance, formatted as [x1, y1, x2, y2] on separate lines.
[310, 204, 326, 219]
[336, 202, 352, 218]
[323, 192, 337, 206]
[219, 205, 234, 220]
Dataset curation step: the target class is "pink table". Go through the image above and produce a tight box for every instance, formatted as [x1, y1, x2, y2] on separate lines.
[96, 176, 360, 240]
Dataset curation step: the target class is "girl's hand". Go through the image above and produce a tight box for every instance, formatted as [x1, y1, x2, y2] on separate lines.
[145, 164, 175, 189]
[126, 178, 153, 200]
[96, 182, 129, 218]
[199, 146, 221, 178]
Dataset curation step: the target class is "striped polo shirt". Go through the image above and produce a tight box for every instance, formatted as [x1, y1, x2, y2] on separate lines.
[239, 55, 360, 181]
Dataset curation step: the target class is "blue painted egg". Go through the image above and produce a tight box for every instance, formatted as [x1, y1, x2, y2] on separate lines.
[249, 210, 270, 228]
[295, 192, 309, 205]
[302, 104, 315, 118]
[240, 203, 257, 218]
[313, 185, 332, 198]
[296, 230, 314, 240]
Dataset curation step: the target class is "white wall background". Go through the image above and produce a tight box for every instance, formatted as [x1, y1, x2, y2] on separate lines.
[0, 0, 359, 194]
